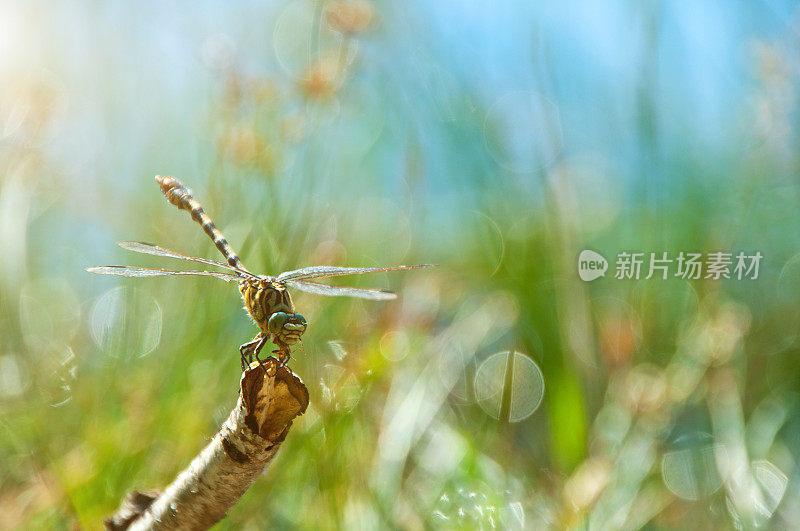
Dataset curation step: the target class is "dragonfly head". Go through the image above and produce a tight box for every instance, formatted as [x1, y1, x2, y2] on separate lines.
[268, 311, 307, 345]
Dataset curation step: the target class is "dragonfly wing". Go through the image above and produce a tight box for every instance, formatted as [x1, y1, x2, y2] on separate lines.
[285, 280, 398, 300]
[277, 263, 436, 282]
[86, 265, 240, 282]
[118, 241, 254, 277]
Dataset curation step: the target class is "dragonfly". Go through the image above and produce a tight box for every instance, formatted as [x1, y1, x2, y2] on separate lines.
[88, 175, 435, 374]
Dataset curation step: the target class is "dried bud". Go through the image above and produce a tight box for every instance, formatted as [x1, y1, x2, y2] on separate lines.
[325, 0, 375, 34]
[301, 56, 341, 98]
[221, 125, 261, 165]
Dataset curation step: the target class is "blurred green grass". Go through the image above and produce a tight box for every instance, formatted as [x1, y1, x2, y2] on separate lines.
[2, 1, 800, 529]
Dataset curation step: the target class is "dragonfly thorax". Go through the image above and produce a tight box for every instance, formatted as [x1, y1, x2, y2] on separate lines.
[239, 279, 306, 346]
[240, 279, 294, 328]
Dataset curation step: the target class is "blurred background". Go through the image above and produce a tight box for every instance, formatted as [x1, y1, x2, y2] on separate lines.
[1, 0, 800, 528]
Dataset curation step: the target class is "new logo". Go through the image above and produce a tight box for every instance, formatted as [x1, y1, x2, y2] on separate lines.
[578, 250, 608, 281]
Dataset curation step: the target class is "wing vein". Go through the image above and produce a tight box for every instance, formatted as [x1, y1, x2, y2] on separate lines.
[277, 263, 436, 282]
[285, 280, 398, 300]
[86, 265, 240, 282]
[118, 241, 256, 278]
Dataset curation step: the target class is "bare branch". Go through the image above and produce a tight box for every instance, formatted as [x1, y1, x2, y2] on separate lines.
[105, 364, 309, 530]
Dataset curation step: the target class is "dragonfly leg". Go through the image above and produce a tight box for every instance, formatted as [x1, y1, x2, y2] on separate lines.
[252, 335, 279, 377]
[271, 340, 292, 367]
[239, 343, 254, 371]
[239, 333, 266, 372]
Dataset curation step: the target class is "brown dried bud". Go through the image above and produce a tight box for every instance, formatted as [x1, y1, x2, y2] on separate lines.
[301, 56, 341, 98]
[325, 0, 375, 34]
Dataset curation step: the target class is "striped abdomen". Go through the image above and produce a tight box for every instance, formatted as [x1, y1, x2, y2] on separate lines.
[239, 280, 295, 331]
[155, 175, 247, 272]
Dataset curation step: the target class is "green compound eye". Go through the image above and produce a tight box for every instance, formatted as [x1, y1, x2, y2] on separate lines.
[268, 312, 290, 334]
[295, 314, 307, 326]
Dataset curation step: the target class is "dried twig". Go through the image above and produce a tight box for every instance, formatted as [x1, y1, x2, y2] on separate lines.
[104, 364, 309, 530]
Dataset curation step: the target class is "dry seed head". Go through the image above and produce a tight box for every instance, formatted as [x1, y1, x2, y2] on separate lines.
[257, 143, 277, 176]
[252, 79, 277, 104]
[598, 315, 637, 366]
[301, 56, 341, 98]
[221, 125, 262, 165]
[325, 0, 375, 34]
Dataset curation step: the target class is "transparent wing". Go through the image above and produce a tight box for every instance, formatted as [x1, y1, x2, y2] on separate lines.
[118, 241, 254, 277]
[277, 263, 436, 282]
[86, 265, 240, 282]
[285, 280, 397, 300]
